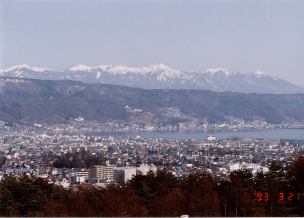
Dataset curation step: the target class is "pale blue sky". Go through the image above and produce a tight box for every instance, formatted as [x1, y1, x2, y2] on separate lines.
[1, 0, 303, 86]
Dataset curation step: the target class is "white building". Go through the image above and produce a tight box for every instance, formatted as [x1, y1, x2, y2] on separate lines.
[88, 178, 114, 187]
[226, 162, 269, 174]
[113, 167, 136, 183]
[70, 175, 85, 185]
[207, 135, 216, 141]
[0, 172, 4, 180]
[68, 168, 90, 181]
[54, 178, 70, 188]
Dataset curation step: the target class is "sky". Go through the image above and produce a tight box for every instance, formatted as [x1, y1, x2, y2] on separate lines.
[0, 0, 303, 86]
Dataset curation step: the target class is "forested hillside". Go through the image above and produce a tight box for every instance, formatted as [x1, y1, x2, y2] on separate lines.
[2, 77, 304, 125]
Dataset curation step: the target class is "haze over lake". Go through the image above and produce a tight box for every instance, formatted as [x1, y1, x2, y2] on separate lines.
[71, 128, 304, 140]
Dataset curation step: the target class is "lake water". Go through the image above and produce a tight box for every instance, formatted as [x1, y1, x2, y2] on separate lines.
[73, 128, 304, 140]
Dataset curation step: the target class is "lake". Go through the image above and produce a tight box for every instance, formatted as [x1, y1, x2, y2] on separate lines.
[71, 128, 304, 140]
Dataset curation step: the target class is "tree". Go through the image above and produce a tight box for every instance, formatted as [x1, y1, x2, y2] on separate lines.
[288, 155, 304, 186]
[116, 171, 125, 184]
[230, 168, 254, 191]
[182, 173, 221, 216]
[0, 176, 54, 216]
[269, 161, 282, 173]
[68, 193, 92, 217]
[35, 196, 69, 217]
[150, 185, 187, 216]
[287, 155, 304, 216]
[129, 170, 155, 205]
[225, 176, 255, 216]
[92, 185, 148, 216]
[264, 175, 287, 216]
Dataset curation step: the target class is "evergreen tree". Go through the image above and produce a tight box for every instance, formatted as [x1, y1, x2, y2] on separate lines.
[0, 176, 53, 216]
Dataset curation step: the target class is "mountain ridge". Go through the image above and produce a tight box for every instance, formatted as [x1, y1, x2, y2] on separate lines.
[1, 77, 304, 125]
[1, 64, 303, 94]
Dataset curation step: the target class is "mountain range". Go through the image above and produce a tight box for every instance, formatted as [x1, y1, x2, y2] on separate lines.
[1, 77, 304, 125]
[1, 64, 303, 94]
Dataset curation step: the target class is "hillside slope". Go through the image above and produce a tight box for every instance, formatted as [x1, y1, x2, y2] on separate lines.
[1, 77, 304, 125]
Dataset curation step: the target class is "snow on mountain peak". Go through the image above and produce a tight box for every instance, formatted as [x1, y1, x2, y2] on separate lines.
[205, 67, 234, 76]
[145, 63, 180, 72]
[31, 67, 53, 72]
[96, 65, 141, 75]
[251, 71, 267, 78]
[95, 65, 114, 71]
[63, 63, 181, 78]
[68, 64, 92, 72]
[254, 71, 265, 76]
[0, 64, 54, 73]
[0, 64, 30, 73]
[145, 64, 184, 79]
[147, 63, 170, 70]
[94, 63, 182, 77]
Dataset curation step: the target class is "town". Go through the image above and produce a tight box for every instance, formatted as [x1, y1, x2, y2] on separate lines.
[2, 114, 304, 134]
[0, 119, 302, 188]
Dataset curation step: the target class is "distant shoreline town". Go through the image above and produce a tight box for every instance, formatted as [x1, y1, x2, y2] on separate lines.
[1, 118, 304, 135]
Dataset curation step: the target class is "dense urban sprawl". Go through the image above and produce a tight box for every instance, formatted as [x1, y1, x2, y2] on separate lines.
[0, 120, 303, 183]
[1, 120, 304, 216]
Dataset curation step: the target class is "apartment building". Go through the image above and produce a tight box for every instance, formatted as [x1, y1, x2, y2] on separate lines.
[68, 168, 90, 180]
[89, 163, 115, 179]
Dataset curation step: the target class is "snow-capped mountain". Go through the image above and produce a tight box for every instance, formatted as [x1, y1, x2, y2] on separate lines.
[0, 64, 303, 94]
